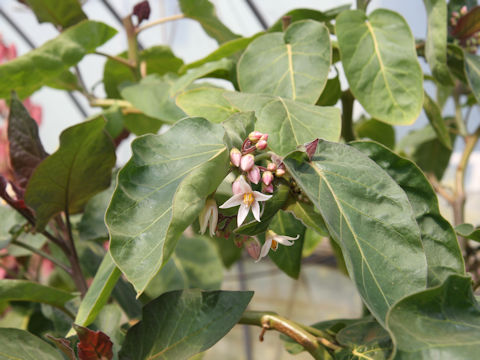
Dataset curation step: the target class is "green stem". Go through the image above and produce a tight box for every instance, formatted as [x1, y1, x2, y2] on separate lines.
[64, 211, 88, 297]
[453, 89, 468, 136]
[94, 51, 134, 68]
[122, 15, 140, 79]
[356, 0, 371, 11]
[135, 14, 184, 34]
[239, 311, 337, 359]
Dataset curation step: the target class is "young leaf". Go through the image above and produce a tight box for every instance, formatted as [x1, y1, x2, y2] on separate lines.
[119, 289, 253, 360]
[284, 140, 427, 325]
[464, 52, 480, 103]
[387, 275, 480, 359]
[422, 91, 452, 149]
[237, 20, 331, 104]
[355, 118, 396, 149]
[316, 75, 342, 106]
[423, 0, 454, 86]
[25, 118, 116, 231]
[24, 0, 87, 28]
[74, 324, 113, 360]
[0, 21, 116, 99]
[178, 0, 239, 44]
[455, 223, 480, 241]
[336, 9, 423, 124]
[222, 111, 255, 150]
[451, 5, 480, 39]
[352, 141, 465, 286]
[8, 92, 48, 188]
[0, 328, 63, 360]
[106, 117, 229, 295]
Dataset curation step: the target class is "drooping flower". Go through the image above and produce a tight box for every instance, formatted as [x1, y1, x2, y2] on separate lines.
[199, 198, 218, 237]
[230, 148, 241, 167]
[240, 154, 255, 171]
[219, 176, 272, 226]
[248, 131, 263, 142]
[256, 230, 299, 262]
[247, 165, 261, 184]
[245, 237, 261, 260]
[256, 139, 267, 150]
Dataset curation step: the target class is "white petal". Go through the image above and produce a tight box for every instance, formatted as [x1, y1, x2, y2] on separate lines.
[251, 200, 261, 222]
[199, 208, 209, 234]
[237, 176, 252, 194]
[256, 239, 272, 262]
[237, 204, 250, 226]
[274, 234, 300, 246]
[253, 191, 272, 202]
[219, 193, 244, 208]
[209, 206, 218, 237]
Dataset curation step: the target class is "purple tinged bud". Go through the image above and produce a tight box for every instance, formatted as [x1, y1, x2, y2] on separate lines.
[267, 162, 277, 172]
[263, 183, 274, 193]
[461, 6, 468, 15]
[276, 168, 286, 177]
[240, 154, 255, 171]
[245, 237, 261, 260]
[262, 171, 274, 186]
[256, 139, 267, 150]
[248, 131, 263, 142]
[248, 166, 261, 184]
[230, 148, 241, 167]
[133, 0, 151, 24]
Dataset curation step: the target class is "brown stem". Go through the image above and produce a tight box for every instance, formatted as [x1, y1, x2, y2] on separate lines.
[122, 15, 140, 79]
[135, 14, 184, 34]
[94, 51, 134, 68]
[428, 174, 455, 205]
[282, 16, 291, 31]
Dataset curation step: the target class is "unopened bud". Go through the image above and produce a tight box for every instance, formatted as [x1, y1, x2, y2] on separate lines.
[262, 171, 274, 186]
[452, 11, 459, 18]
[267, 162, 277, 172]
[245, 237, 261, 260]
[234, 235, 247, 248]
[276, 168, 286, 177]
[451, 17, 458, 26]
[199, 198, 218, 237]
[260, 133, 268, 141]
[263, 183, 274, 193]
[230, 148, 241, 167]
[461, 5, 468, 15]
[240, 154, 255, 171]
[256, 139, 267, 150]
[248, 131, 263, 142]
[133, 0, 151, 24]
[248, 166, 261, 184]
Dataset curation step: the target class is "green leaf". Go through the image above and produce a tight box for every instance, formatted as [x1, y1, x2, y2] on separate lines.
[0, 279, 74, 308]
[355, 118, 396, 149]
[178, 0, 239, 44]
[106, 117, 229, 295]
[176, 87, 238, 123]
[423, 91, 452, 149]
[238, 20, 331, 104]
[209, 236, 242, 268]
[316, 75, 342, 106]
[423, 0, 454, 86]
[387, 275, 480, 359]
[0, 328, 63, 360]
[25, 118, 116, 231]
[284, 200, 328, 237]
[25, 0, 87, 28]
[284, 140, 427, 324]
[224, 91, 341, 156]
[7, 93, 48, 188]
[222, 111, 255, 150]
[119, 289, 253, 359]
[302, 228, 323, 257]
[144, 236, 223, 300]
[447, 43, 467, 83]
[124, 113, 163, 136]
[267, 211, 306, 279]
[45, 70, 81, 92]
[351, 141, 464, 287]
[0, 20, 116, 99]
[465, 52, 480, 103]
[456, 223, 480, 241]
[101, 106, 125, 139]
[0, 206, 19, 249]
[336, 9, 423, 124]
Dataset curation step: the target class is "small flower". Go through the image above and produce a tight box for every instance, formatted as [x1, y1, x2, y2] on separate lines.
[248, 165, 261, 184]
[240, 154, 255, 172]
[262, 171, 273, 186]
[199, 198, 218, 237]
[230, 148, 241, 167]
[245, 237, 261, 260]
[267, 162, 277, 172]
[275, 168, 285, 177]
[256, 139, 267, 150]
[260, 133, 268, 141]
[256, 230, 300, 262]
[220, 176, 272, 226]
[460, 5, 468, 15]
[248, 131, 263, 142]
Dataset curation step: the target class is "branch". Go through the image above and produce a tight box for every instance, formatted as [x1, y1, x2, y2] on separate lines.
[94, 51, 134, 68]
[427, 174, 455, 205]
[239, 311, 339, 359]
[135, 14, 184, 34]
[64, 210, 88, 297]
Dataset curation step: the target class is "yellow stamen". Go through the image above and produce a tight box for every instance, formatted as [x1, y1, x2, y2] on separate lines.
[243, 192, 254, 206]
[271, 240, 278, 251]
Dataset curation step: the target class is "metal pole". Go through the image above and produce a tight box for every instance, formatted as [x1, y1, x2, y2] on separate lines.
[244, 0, 268, 30]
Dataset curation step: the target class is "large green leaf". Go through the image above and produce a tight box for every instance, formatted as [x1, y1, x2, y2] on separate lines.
[465, 52, 480, 103]
[224, 92, 341, 156]
[423, 0, 453, 86]
[144, 235, 223, 300]
[25, 118, 116, 231]
[25, 0, 87, 28]
[106, 117, 229, 295]
[237, 20, 331, 104]
[0, 279, 74, 308]
[222, 111, 255, 150]
[178, 0, 239, 44]
[355, 118, 395, 149]
[336, 10, 423, 124]
[316, 75, 342, 106]
[0, 20, 116, 99]
[0, 328, 63, 360]
[284, 140, 427, 324]
[351, 141, 464, 286]
[423, 91, 452, 149]
[284, 200, 328, 237]
[387, 275, 480, 359]
[119, 290, 253, 359]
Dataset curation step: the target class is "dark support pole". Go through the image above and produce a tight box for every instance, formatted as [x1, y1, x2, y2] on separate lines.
[244, 0, 268, 30]
[0, 6, 88, 118]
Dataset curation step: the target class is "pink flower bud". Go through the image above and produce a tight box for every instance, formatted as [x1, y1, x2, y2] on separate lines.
[461, 5, 468, 15]
[262, 171, 274, 186]
[256, 139, 267, 150]
[230, 148, 241, 167]
[276, 168, 285, 177]
[240, 154, 255, 171]
[260, 133, 268, 141]
[248, 166, 261, 184]
[452, 11, 459, 18]
[263, 183, 274, 193]
[267, 162, 277, 172]
[248, 131, 263, 142]
[245, 237, 261, 260]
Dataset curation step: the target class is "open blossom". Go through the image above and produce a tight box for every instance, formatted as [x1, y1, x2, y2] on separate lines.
[220, 176, 271, 226]
[199, 198, 218, 237]
[256, 230, 299, 262]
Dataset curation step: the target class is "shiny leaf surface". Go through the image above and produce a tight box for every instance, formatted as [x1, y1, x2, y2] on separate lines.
[24, 0, 87, 28]
[0, 328, 63, 360]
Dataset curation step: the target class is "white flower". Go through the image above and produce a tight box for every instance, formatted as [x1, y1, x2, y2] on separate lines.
[256, 230, 300, 262]
[199, 198, 218, 237]
[219, 176, 272, 227]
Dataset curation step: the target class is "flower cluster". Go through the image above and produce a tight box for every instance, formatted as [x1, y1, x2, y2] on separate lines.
[450, 6, 480, 53]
